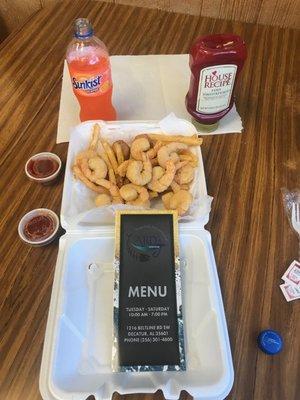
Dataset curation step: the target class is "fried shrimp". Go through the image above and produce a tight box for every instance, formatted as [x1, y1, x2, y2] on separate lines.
[150, 157, 159, 166]
[129, 198, 150, 207]
[179, 149, 198, 167]
[130, 137, 151, 161]
[162, 192, 173, 209]
[175, 161, 189, 171]
[75, 149, 97, 165]
[73, 124, 199, 213]
[149, 191, 159, 199]
[147, 140, 163, 159]
[126, 153, 152, 186]
[73, 165, 109, 194]
[170, 180, 191, 193]
[157, 142, 188, 168]
[76, 151, 108, 184]
[171, 181, 181, 193]
[120, 183, 149, 206]
[174, 163, 195, 185]
[94, 178, 123, 204]
[119, 184, 139, 201]
[88, 157, 108, 179]
[152, 166, 164, 180]
[95, 193, 112, 206]
[180, 183, 191, 190]
[147, 160, 175, 193]
[169, 190, 193, 216]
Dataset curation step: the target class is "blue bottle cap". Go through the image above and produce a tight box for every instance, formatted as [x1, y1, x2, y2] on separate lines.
[257, 330, 283, 355]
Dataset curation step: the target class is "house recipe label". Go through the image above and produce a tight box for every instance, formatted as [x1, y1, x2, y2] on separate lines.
[112, 211, 185, 372]
[196, 64, 237, 114]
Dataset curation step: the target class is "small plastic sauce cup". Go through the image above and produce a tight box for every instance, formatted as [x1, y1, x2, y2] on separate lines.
[25, 152, 62, 184]
[18, 208, 60, 247]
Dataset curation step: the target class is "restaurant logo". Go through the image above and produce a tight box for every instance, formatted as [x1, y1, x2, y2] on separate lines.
[126, 226, 166, 262]
[204, 69, 234, 88]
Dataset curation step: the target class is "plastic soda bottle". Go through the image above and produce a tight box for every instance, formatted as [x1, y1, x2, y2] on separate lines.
[66, 18, 116, 122]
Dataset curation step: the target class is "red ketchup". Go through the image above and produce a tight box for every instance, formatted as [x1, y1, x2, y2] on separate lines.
[27, 157, 59, 178]
[186, 34, 247, 131]
[24, 214, 55, 241]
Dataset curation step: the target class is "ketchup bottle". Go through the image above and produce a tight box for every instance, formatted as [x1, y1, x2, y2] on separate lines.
[186, 34, 246, 131]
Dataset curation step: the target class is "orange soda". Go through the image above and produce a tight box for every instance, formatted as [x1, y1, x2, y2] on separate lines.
[66, 18, 116, 122]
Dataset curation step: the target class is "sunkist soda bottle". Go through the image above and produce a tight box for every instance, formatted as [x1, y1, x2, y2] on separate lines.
[66, 18, 116, 121]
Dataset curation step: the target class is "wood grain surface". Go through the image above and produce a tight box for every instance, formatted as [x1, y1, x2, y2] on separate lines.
[108, 0, 300, 28]
[0, 1, 299, 400]
[0, 0, 299, 42]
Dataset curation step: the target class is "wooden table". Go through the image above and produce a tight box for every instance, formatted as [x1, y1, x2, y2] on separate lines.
[0, 1, 299, 399]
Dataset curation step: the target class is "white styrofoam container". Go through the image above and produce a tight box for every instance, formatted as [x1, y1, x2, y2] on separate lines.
[60, 116, 211, 228]
[40, 118, 234, 400]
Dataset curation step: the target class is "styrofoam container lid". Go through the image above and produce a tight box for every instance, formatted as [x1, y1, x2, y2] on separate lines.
[40, 227, 233, 400]
[40, 116, 233, 400]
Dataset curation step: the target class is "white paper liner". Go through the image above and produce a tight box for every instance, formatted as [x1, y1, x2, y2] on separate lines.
[63, 114, 212, 228]
[57, 55, 244, 143]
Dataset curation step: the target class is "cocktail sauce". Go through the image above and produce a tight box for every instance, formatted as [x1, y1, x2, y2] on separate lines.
[186, 34, 247, 130]
[27, 157, 59, 178]
[24, 214, 55, 241]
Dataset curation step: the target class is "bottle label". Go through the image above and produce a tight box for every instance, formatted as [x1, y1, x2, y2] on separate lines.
[71, 68, 112, 97]
[196, 64, 237, 114]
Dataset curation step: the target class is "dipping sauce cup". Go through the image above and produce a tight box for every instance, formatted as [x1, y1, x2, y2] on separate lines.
[18, 208, 60, 247]
[25, 152, 62, 184]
